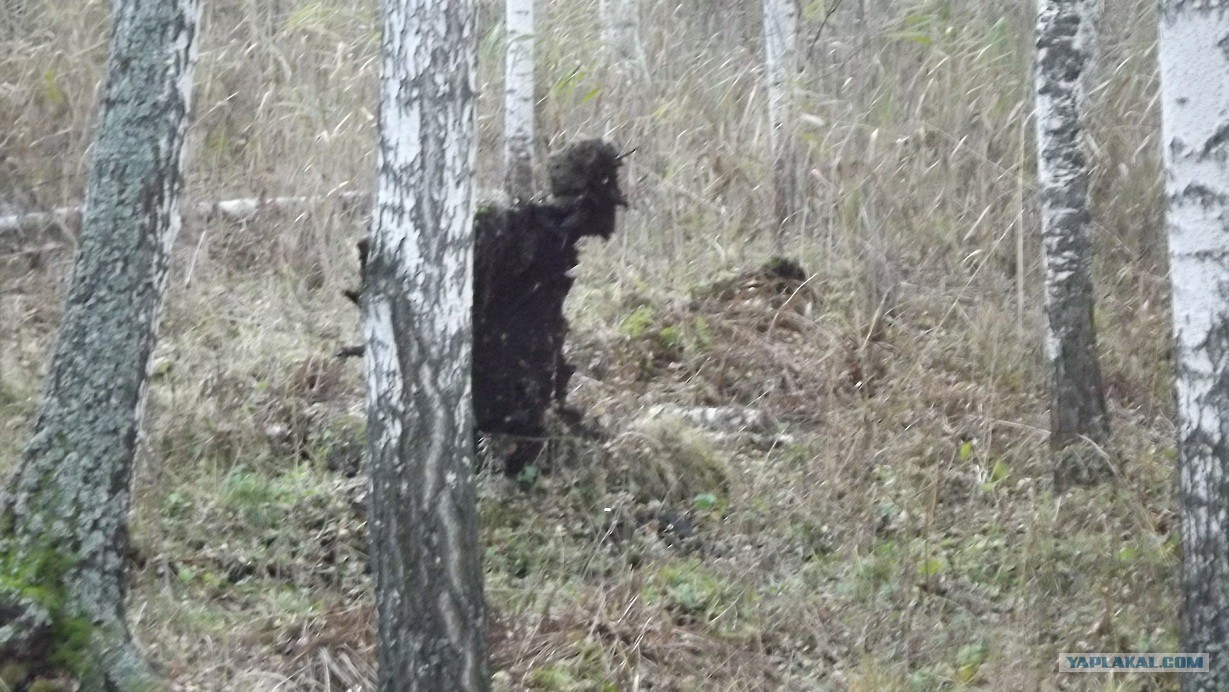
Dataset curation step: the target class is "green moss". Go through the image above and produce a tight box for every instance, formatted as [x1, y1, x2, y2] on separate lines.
[1, 544, 71, 603]
[0, 542, 95, 677]
[48, 615, 93, 673]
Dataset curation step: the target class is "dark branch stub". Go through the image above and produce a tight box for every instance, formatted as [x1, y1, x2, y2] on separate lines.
[344, 139, 626, 475]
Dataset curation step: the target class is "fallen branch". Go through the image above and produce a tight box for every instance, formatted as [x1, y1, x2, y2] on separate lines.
[0, 208, 80, 237]
[194, 191, 368, 222]
[0, 191, 369, 238]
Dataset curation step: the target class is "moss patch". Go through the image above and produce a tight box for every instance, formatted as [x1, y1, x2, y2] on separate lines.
[0, 543, 95, 681]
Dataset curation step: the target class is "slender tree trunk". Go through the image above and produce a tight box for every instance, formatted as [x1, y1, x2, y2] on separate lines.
[365, 0, 488, 689]
[504, 0, 535, 201]
[1033, 0, 1110, 487]
[1159, 4, 1229, 688]
[600, 0, 643, 68]
[762, 0, 799, 252]
[0, 0, 199, 687]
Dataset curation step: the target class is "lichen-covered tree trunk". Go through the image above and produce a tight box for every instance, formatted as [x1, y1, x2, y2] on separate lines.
[504, 0, 535, 201]
[762, 0, 799, 251]
[1034, 0, 1110, 487]
[0, 0, 199, 687]
[364, 0, 488, 689]
[1159, 4, 1229, 688]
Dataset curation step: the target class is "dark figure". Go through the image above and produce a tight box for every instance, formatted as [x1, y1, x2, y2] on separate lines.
[342, 139, 626, 475]
[473, 139, 626, 474]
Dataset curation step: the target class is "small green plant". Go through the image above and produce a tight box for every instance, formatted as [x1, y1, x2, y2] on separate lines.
[979, 459, 1011, 493]
[220, 466, 326, 528]
[657, 324, 683, 352]
[689, 316, 714, 349]
[222, 467, 286, 527]
[907, 666, 941, 690]
[176, 565, 197, 585]
[917, 555, 947, 578]
[516, 464, 539, 488]
[162, 491, 192, 520]
[953, 640, 989, 684]
[41, 67, 66, 107]
[619, 305, 657, 338]
[658, 563, 727, 617]
[529, 664, 580, 690]
[849, 541, 900, 597]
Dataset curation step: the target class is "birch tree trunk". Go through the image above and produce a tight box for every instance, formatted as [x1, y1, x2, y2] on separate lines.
[762, 0, 799, 251]
[0, 0, 199, 687]
[1033, 0, 1110, 487]
[1159, 5, 1229, 687]
[365, 0, 488, 688]
[504, 0, 535, 201]
[600, 0, 643, 68]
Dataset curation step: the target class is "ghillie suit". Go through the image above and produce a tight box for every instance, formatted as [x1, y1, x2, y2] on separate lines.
[344, 139, 626, 475]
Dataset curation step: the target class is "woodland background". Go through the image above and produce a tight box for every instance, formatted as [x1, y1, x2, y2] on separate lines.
[0, 0, 1175, 688]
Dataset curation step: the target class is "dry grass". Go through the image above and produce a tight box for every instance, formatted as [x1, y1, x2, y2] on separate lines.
[0, 0, 1178, 689]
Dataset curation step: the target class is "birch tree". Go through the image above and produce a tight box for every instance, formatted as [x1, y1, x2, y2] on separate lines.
[762, 0, 799, 250]
[365, 0, 488, 688]
[1033, 0, 1110, 486]
[504, 0, 535, 201]
[0, 0, 199, 686]
[1159, 5, 1229, 687]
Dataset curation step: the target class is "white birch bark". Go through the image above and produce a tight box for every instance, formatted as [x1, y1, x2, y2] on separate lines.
[1034, 0, 1110, 485]
[504, 0, 535, 201]
[365, 0, 488, 688]
[0, 0, 199, 685]
[762, 0, 799, 248]
[1158, 5, 1229, 687]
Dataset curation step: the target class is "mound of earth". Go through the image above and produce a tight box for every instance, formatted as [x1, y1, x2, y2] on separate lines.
[569, 256, 890, 436]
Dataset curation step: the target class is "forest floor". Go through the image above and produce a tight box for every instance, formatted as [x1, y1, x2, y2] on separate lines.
[0, 207, 1179, 690]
